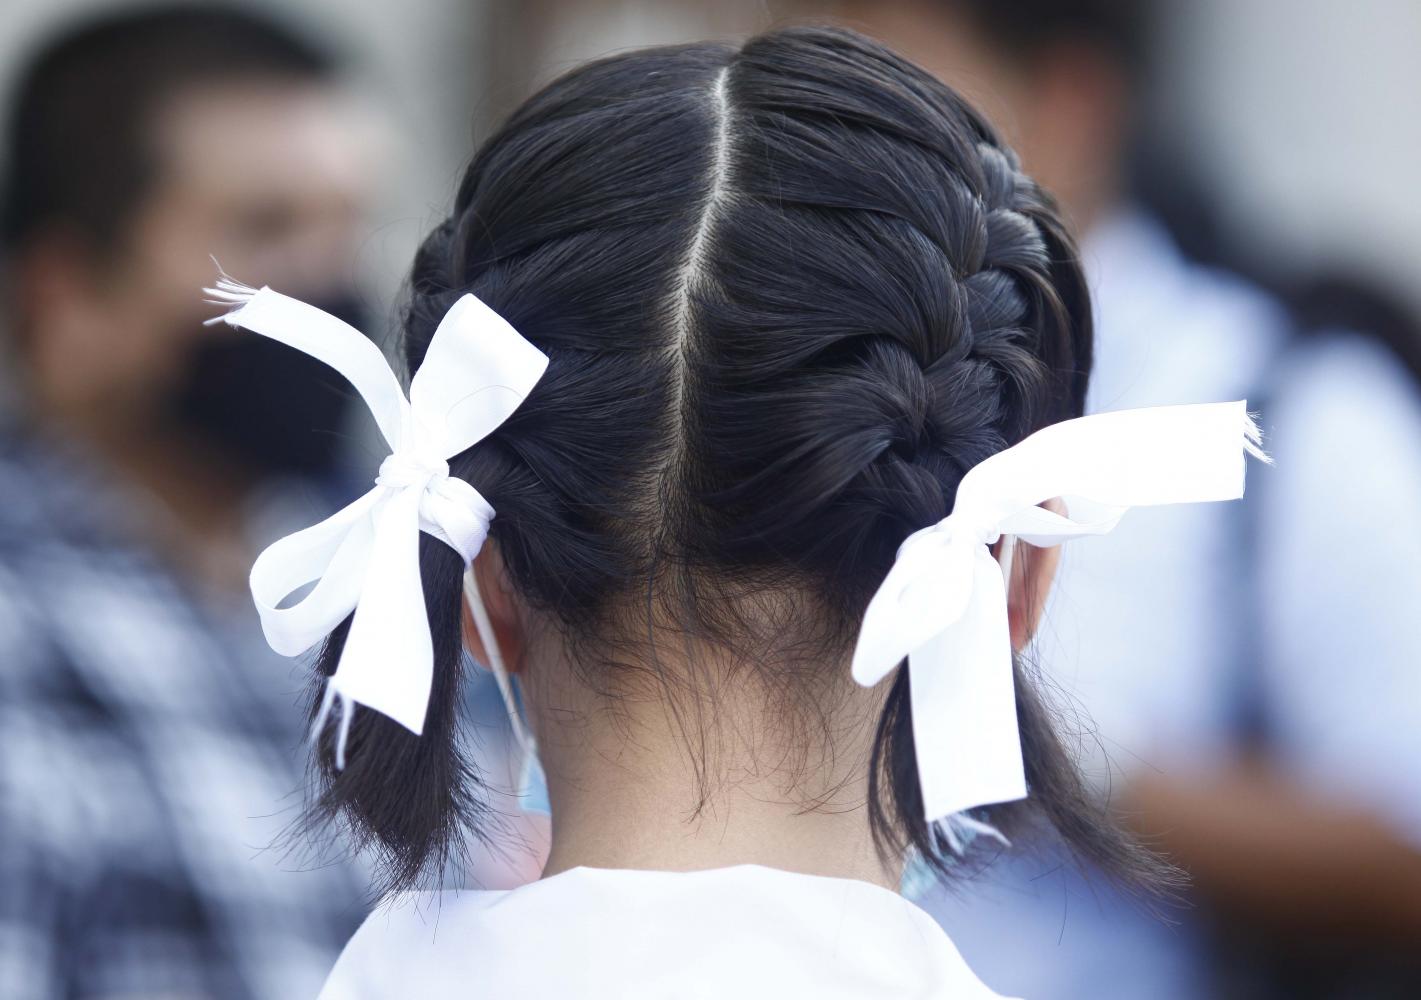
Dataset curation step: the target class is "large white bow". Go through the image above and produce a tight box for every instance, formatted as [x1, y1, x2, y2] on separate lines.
[205, 275, 548, 741]
[851, 401, 1266, 824]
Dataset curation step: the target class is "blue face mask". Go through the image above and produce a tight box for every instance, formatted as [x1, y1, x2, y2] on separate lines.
[462, 567, 551, 820]
[509, 673, 550, 817]
[464, 662, 550, 817]
[517, 732, 551, 817]
[899, 848, 939, 900]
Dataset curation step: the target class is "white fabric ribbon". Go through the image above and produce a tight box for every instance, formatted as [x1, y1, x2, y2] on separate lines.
[205, 273, 547, 747]
[851, 401, 1266, 824]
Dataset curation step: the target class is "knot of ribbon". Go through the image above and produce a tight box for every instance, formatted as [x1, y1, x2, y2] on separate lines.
[851, 401, 1268, 828]
[372, 450, 493, 566]
[204, 272, 547, 750]
[376, 450, 450, 490]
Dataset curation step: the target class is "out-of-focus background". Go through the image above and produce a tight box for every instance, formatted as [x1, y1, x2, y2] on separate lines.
[0, 2, 1417, 999]
[7, 0, 1419, 313]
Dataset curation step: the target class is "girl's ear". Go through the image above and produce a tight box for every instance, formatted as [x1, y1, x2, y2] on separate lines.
[461, 544, 528, 675]
[1001, 498, 1066, 651]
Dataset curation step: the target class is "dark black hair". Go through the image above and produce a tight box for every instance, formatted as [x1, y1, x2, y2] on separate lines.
[1, 3, 338, 255]
[310, 25, 1166, 895]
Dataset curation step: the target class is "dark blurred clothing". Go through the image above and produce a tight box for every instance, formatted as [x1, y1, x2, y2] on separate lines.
[0, 425, 366, 999]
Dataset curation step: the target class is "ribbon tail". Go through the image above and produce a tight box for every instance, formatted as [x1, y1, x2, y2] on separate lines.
[310, 683, 356, 770]
[910, 546, 1028, 822]
[332, 485, 435, 735]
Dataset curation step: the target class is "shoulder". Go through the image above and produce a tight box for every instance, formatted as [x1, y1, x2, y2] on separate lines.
[1087, 209, 1286, 331]
[1255, 331, 1421, 619]
[318, 867, 1014, 999]
[1265, 333, 1421, 496]
[1273, 333, 1421, 433]
[318, 885, 565, 1000]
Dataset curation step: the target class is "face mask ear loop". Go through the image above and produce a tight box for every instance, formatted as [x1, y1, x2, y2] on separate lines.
[462, 566, 538, 763]
[997, 534, 1018, 597]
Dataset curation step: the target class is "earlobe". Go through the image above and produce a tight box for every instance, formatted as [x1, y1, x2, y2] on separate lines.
[1001, 499, 1065, 651]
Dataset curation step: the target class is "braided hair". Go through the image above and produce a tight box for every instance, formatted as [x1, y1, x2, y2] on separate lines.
[309, 25, 1163, 894]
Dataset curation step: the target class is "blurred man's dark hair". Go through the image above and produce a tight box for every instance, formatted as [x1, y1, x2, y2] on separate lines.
[1, 3, 337, 257]
[883, 0, 1224, 262]
[0, 3, 366, 480]
[941, 0, 1149, 75]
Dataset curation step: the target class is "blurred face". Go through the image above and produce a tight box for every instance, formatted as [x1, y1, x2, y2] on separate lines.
[836, 0, 1128, 230]
[838, 1, 1027, 141]
[24, 78, 384, 427]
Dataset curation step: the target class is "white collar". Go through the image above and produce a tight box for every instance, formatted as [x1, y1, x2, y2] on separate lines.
[320, 864, 1013, 999]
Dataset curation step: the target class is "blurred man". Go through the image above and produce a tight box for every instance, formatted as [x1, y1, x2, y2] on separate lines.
[831, 1, 1421, 997]
[0, 6, 384, 997]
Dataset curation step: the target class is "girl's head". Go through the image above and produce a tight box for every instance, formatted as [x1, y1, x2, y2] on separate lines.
[312, 26, 1153, 892]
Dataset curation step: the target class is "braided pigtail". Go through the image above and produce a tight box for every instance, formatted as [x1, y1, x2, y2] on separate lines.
[307, 533, 485, 892]
[682, 28, 1166, 886]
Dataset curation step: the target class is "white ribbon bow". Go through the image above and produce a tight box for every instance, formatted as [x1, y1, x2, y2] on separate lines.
[851, 400, 1266, 825]
[205, 273, 548, 752]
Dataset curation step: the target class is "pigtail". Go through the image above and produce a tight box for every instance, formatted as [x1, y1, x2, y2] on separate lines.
[306, 534, 491, 893]
[293, 226, 504, 889]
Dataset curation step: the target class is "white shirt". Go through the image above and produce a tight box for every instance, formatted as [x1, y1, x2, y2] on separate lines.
[1260, 332, 1421, 844]
[319, 864, 1010, 999]
[1034, 208, 1288, 785]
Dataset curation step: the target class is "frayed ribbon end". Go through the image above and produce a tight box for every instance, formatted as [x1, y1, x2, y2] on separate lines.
[1243, 409, 1274, 466]
[202, 256, 260, 326]
[901, 813, 1013, 898]
[939, 811, 1012, 856]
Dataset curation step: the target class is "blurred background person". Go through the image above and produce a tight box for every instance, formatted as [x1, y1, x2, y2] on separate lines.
[0, 6, 385, 997]
[823, 1, 1421, 997]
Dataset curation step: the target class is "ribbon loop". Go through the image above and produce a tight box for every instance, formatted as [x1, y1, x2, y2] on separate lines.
[851, 400, 1267, 826]
[206, 274, 547, 741]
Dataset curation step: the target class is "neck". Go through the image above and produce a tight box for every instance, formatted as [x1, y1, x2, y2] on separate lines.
[533, 647, 900, 891]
